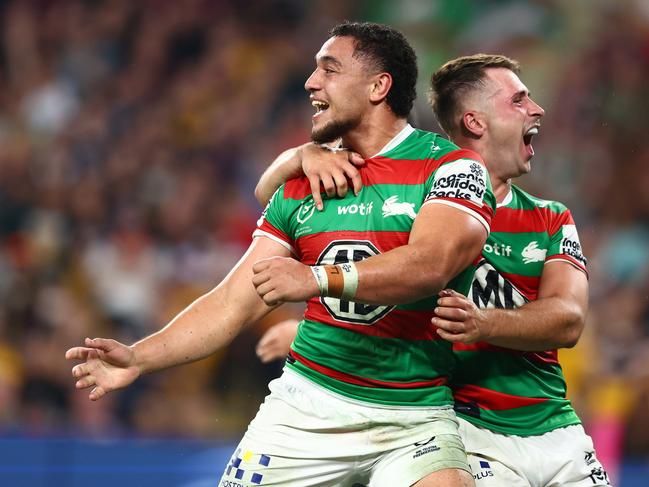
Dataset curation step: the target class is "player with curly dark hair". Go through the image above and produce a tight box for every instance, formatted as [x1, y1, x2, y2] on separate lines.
[67, 22, 494, 486]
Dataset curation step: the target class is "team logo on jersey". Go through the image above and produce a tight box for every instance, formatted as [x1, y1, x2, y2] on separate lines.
[296, 198, 316, 224]
[316, 240, 394, 324]
[427, 159, 486, 205]
[522, 241, 547, 263]
[382, 195, 416, 219]
[469, 259, 529, 309]
[560, 224, 587, 266]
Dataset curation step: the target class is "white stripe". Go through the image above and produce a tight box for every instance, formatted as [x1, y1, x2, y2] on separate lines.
[544, 257, 587, 274]
[373, 124, 415, 157]
[252, 230, 297, 255]
[422, 199, 490, 233]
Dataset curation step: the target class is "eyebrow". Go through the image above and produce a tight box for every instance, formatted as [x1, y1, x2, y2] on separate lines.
[316, 55, 342, 68]
[512, 89, 530, 99]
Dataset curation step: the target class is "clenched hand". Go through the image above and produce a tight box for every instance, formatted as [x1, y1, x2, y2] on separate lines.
[252, 257, 319, 306]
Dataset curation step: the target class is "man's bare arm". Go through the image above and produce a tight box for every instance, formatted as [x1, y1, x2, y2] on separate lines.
[66, 237, 290, 400]
[255, 146, 305, 207]
[434, 261, 588, 350]
[253, 203, 487, 306]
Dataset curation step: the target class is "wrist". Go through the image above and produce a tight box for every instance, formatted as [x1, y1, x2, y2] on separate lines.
[130, 343, 147, 376]
[310, 262, 359, 300]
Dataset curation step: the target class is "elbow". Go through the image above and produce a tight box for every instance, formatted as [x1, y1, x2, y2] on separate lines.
[561, 309, 586, 349]
[407, 269, 448, 301]
[254, 184, 268, 207]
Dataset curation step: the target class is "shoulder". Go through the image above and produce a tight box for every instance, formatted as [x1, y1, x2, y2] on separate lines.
[512, 185, 569, 214]
[510, 185, 577, 234]
[385, 128, 481, 163]
[280, 177, 313, 201]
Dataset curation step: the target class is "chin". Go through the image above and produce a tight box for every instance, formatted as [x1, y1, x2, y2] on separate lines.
[311, 118, 356, 145]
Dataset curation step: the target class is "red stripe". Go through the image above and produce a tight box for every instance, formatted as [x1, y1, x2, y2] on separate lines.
[283, 177, 314, 200]
[490, 206, 569, 234]
[525, 350, 559, 365]
[454, 342, 559, 366]
[290, 350, 448, 388]
[548, 209, 574, 235]
[453, 384, 548, 410]
[305, 303, 443, 340]
[436, 148, 484, 166]
[282, 149, 483, 200]
[295, 230, 410, 264]
[500, 271, 540, 300]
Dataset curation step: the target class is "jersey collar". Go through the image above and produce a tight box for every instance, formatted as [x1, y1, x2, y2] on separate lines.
[373, 123, 415, 158]
[497, 188, 514, 208]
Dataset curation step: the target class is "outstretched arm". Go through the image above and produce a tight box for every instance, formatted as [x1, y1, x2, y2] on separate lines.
[433, 261, 587, 350]
[254, 143, 364, 210]
[66, 237, 291, 400]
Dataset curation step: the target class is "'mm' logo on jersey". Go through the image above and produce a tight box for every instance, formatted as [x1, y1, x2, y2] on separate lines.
[469, 260, 529, 310]
[316, 240, 394, 325]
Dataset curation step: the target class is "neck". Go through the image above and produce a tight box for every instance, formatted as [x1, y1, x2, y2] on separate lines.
[493, 177, 512, 203]
[341, 116, 407, 159]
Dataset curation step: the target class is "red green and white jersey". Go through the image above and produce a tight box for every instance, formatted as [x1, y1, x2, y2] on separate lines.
[452, 184, 587, 436]
[254, 125, 496, 407]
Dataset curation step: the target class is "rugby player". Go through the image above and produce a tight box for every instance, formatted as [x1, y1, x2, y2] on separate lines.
[66, 23, 496, 486]
[255, 54, 609, 486]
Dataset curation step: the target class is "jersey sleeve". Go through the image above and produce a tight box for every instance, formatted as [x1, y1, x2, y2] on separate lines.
[252, 185, 297, 255]
[422, 149, 496, 232]
[545, 209, 588, 274]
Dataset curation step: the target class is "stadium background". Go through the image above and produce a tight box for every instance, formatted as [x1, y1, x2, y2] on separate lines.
[0, 0, 647, 485]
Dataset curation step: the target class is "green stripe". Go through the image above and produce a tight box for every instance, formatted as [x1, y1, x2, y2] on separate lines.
[509, 186, 568, 213]
[488, 231, 550, 276]
[293, 320, 454, 383]
[458, 401, 580, 436]
[287, 360, 454, 407]
[380, 129, 459, 160]
[453, 350, 568, 399]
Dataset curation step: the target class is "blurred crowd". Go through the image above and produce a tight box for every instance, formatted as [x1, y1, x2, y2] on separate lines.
[0, 0, 647, 473]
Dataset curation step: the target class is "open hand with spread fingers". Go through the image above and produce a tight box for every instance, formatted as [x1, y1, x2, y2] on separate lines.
[432, 289, 490, 344]
[301, 143, 365, 210]
[65, 337, 141, 401]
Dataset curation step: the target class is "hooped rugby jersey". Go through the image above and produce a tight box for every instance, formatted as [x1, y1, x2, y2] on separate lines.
[452, 184, 587, 435]
[254, 125, 496, 407]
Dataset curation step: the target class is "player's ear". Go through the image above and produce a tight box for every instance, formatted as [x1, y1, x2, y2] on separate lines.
[369, 72, 392, 103]
[461, 111, 485, 138]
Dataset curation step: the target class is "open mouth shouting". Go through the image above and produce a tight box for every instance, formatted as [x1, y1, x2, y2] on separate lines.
[523, 124, 540, 158]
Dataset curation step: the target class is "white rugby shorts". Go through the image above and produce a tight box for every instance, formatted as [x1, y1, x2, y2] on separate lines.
[219, 367, 470, 486]
[458, 417, 611, 486]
